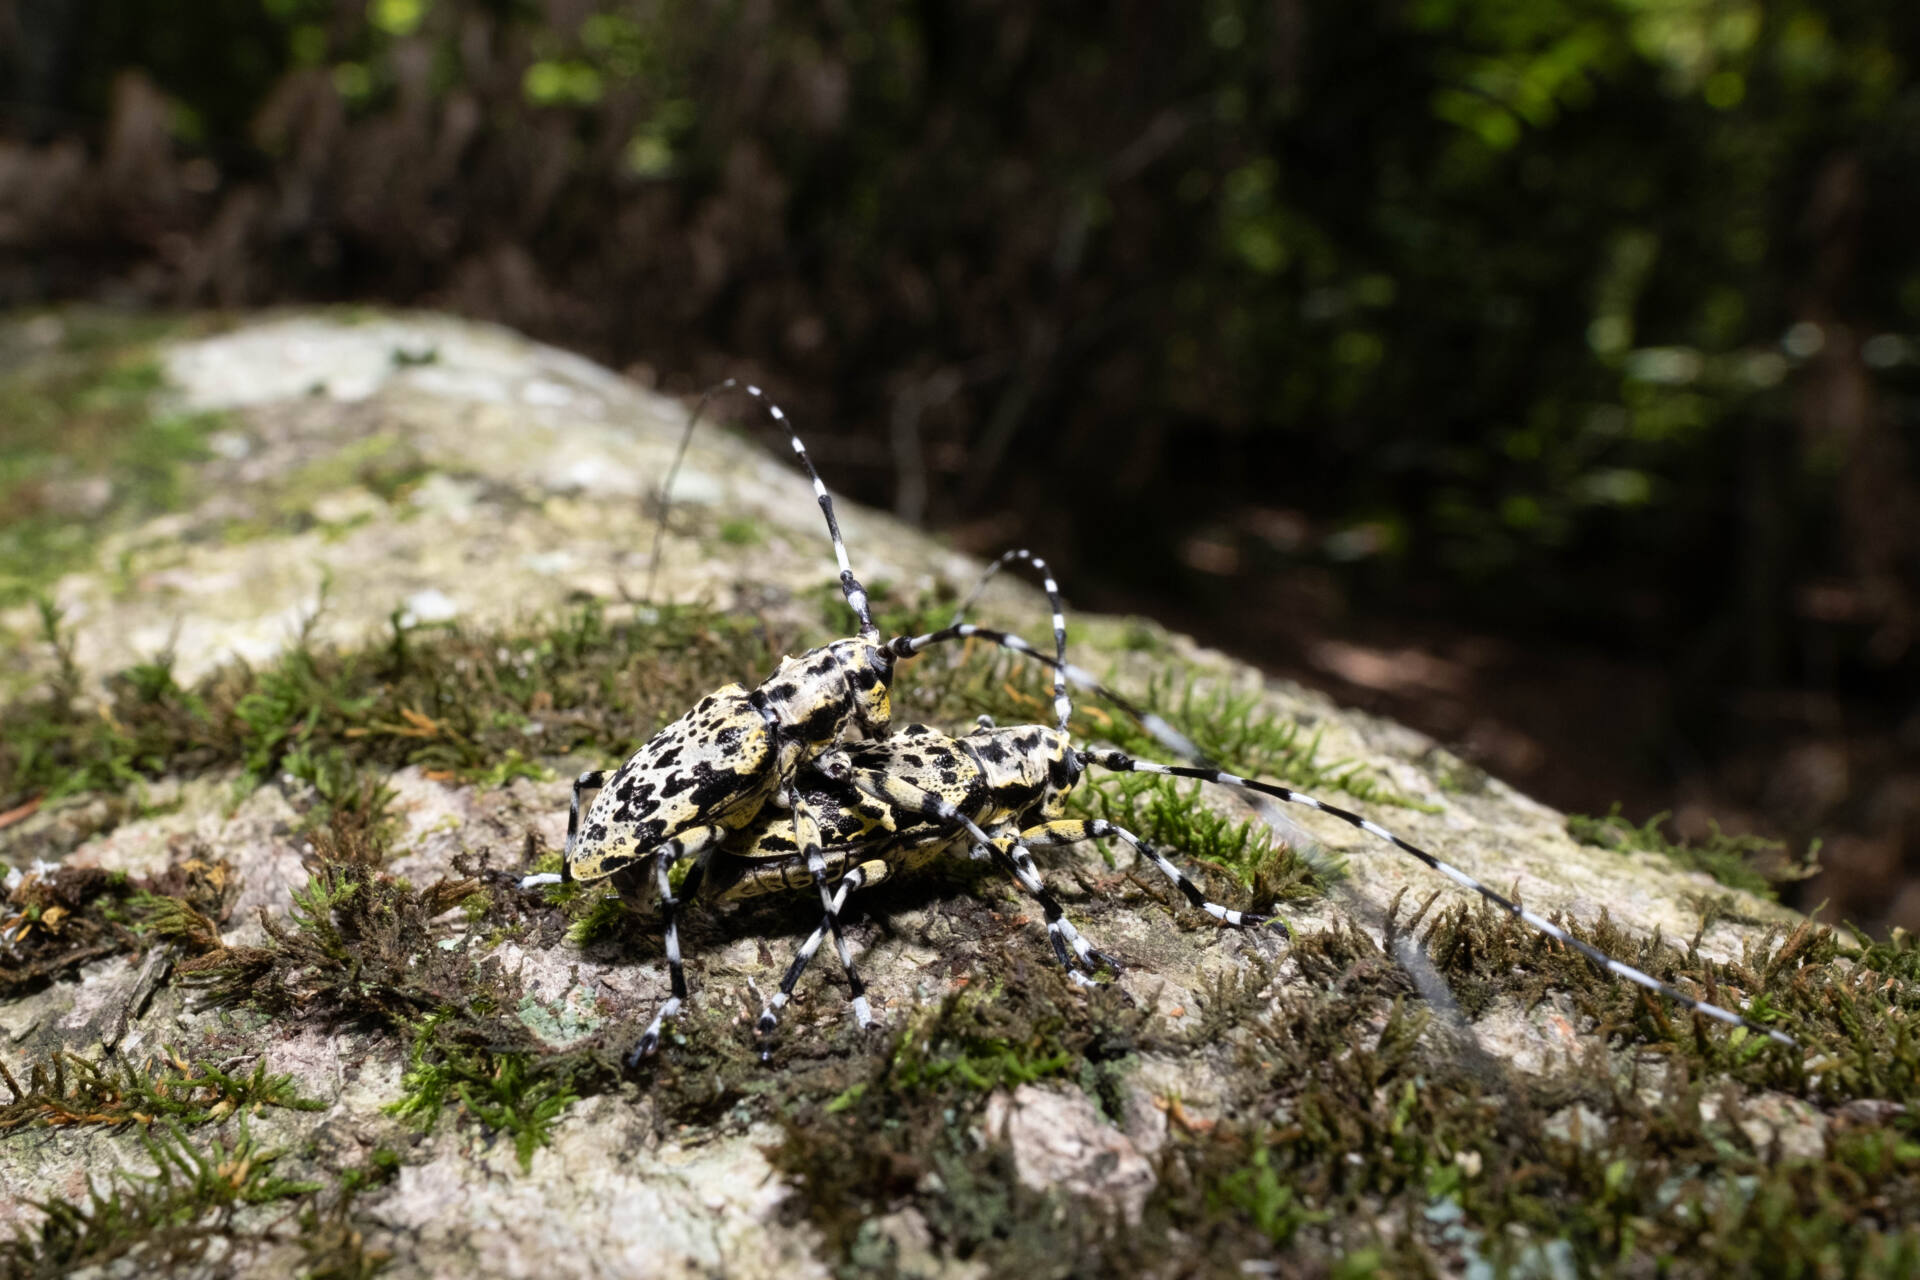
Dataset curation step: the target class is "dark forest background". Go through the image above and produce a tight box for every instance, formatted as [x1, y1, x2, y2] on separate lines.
[2, 0, 1917, 931]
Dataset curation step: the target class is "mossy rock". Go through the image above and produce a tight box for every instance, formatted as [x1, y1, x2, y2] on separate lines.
[1, 310, 1911, 1279]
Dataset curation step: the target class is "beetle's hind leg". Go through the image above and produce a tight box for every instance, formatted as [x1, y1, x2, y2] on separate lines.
[977, 832, 1126, 983]
[564, 769, 609, 872]
[837, 769, 1123, 984]
[1012, 818, 1290, 937]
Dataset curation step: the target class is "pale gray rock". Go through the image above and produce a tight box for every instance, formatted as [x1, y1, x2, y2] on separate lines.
[0, 310, 1805, 1276]
[981, 1083, 1157, 1226]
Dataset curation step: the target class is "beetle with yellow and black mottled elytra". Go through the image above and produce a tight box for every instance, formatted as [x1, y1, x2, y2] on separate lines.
[536, 381, 1100, 1064]
[731, 695, 1801, 1059]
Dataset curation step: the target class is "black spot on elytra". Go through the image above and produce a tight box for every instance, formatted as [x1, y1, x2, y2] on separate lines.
[586, 853, 636, 877]
[689, 766, 749, 812]
[765, 682, 797, 703]
[607, 812, 664, 852]
[979, 742, 1009, 764]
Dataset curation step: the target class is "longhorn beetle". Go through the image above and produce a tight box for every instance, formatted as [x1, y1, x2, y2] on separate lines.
[742, 660, 1801, 1054]
[547, 382, 1094, 1058]
[751, 714, 1799, 1052]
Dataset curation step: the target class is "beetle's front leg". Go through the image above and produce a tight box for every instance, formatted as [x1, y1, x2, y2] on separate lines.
[624, 822, 730, 1068]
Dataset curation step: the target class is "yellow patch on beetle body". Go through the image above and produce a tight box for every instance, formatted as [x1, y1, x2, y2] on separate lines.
[563, 634, 897, 885]
[707, 723, 1080, 903]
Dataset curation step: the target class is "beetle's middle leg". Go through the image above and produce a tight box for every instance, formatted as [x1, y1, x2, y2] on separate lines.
[788, 783, 881, 1031]
[839, 769, 1122, 984]
[755, 858, 894, 1051]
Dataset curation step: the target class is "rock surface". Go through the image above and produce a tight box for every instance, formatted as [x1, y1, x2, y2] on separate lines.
[0, 311, 1811, 1277]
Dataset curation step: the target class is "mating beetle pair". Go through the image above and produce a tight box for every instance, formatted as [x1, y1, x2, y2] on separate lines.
[526, 383, 1137, 1059]
[528, 382, 1798, 1063]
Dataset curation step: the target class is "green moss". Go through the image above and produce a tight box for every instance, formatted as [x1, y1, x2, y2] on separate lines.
[467, 749, 552, 789]
[1123, 674, 1419, 808]
[1854, 930, 1920, 983]
[183, 818, 478, 1031]
[0, 1118, 318, 1277]
[896, 617, 1414, 810]
[1422, 746, 1489, 794]
[386, 1017, 582, 1173]
[289, 1143, 403, 1279]
[1106, 928, 1859, 1273]
[623, 995, 778, 1129]
[0, 1051, 323, 1132]
[2, 603, 202, 806]
[266, 431, 434, 516]
[717, 517, 763, 546]
[389, 344, 439, 368]
[0, 599, 772, 815]
[1411, 892, 1802, 1065]
[561, 890, 634, 946]
[1076, 770, 1318, 900]
[180, 803, 625, 1173]
[770, 968, 1151, 1265]
[1209, 1145, 1327, 1245]
[294, 1199, 395, 1278]
[749, 839, 1920, 1277]
[1567, 803, 1814, 902]
[1116, 619, 1172, 653]
[886, 977, 1128, 1094]
[293, 1201, 393, 1280]
[13, 564, 1920, 1273]
[1190, 954, 1279, 1040]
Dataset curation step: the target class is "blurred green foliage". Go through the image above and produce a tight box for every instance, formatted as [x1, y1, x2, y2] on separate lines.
[5, 0, 1917, 700]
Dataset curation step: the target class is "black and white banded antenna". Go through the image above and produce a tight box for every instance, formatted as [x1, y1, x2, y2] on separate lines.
[897, 574, 1330, 862]
[1080, 747, 1798, 1048]
[646, 378, 877, 637]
